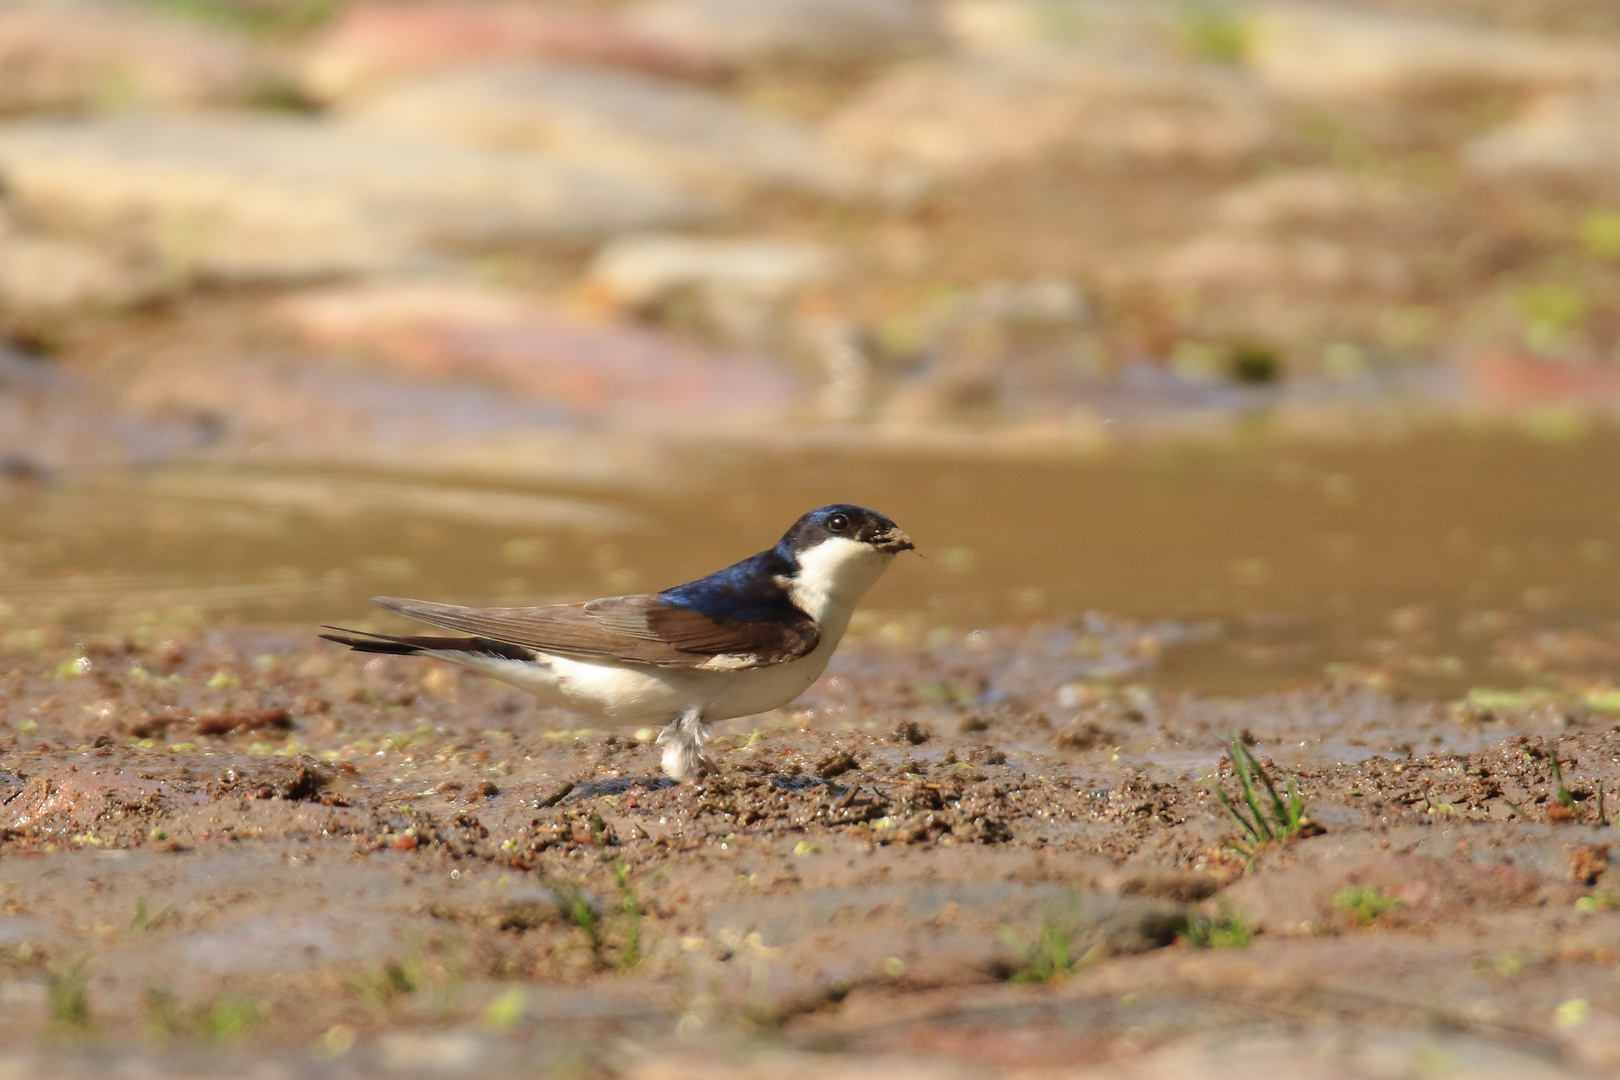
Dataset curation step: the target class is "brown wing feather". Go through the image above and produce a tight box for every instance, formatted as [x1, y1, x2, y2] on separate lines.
[371, 595, 817, 669]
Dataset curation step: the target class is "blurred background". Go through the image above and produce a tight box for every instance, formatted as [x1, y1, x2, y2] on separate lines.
[2, 0, 1620, 699]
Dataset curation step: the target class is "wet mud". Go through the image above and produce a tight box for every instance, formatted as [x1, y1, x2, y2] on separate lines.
[2, 624, 1620, 1077]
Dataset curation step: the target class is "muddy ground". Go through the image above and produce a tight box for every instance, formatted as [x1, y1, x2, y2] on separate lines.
[0, 621, 1618, 1077]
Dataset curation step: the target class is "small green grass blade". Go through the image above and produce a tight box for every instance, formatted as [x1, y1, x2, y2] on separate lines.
[1230, 740, 1276, 841]
[1286, 777, 1305, 830]
[1207, 782, 1263, 842]
[1249, 753, 1292, 828]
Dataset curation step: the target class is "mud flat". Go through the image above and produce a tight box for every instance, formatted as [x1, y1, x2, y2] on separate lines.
[0, 620, 1615, 1078]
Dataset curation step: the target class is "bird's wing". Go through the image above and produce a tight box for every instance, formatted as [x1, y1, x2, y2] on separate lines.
[370, 594, 819, 669]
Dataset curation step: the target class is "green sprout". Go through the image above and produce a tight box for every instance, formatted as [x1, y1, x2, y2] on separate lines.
[1548, 738, 1576, 812]
[553, 880, 606, 969]
[1177, 3, 1252, 64]
[1581, 209, 1620, 260]
[481, 986, 527, 1033]
[544, 862, 649, 972]
[614, 861, 645, 972]
[999, 913, 1097, 984]
[202, 997, 261, 1043]
[47, 958, 92, 1032]
[1181, 906, 1254, 949]
[142, 987, 181, 1042]
[1206, 735, 1314, 860]
[1519, 284, 1586, 354]
[1332, 885, 1399, 926]
[129, 897, 174, 936]
[344, 949, 422, 1006]
[1545, 737, 1606, 825]
[139, 987, 262, 1041]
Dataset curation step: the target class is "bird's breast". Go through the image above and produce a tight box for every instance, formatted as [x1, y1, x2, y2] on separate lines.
[699, 626, 845, 721]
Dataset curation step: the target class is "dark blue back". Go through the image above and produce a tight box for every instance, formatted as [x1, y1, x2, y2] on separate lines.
[658, 542, 801, 623]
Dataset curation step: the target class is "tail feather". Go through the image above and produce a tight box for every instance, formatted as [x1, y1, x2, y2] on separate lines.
[320, 627, 535, 661]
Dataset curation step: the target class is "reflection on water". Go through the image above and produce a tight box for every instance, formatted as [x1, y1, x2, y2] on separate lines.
[2, 428, 1618, 696]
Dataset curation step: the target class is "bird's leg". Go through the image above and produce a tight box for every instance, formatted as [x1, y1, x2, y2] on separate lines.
[657, 707, 717, 781]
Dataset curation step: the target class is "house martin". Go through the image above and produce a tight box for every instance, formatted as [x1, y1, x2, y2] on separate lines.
[321, 504, 913, 780]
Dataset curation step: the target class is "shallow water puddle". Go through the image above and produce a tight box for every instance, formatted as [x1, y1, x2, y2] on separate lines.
[1, 428, 1617, 701]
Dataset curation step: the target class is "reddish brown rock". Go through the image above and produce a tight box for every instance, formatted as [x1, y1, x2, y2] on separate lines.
[1469, 354, 1620, 409]
[272, 280, 800, 420]
[299, 1, 723, 100]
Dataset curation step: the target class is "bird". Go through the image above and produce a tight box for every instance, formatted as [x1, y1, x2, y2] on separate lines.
[321, 504, 913, 780]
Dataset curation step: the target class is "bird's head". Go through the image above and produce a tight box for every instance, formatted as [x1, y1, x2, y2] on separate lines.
[776, 504, 912, 620]
[781, 504, 913, 556]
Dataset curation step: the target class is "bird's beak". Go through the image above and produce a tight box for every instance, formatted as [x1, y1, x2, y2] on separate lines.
[875, 527, 914, 554]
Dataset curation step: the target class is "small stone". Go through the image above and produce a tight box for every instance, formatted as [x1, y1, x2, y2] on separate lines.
[814, 750, 858, 777]
[275, 760, 329, 801]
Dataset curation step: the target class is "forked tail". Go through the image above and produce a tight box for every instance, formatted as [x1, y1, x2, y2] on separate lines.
[319, 627, 535, 660]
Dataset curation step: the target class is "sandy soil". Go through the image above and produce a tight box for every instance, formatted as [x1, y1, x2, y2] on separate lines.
[0, 623, 1618, 1077]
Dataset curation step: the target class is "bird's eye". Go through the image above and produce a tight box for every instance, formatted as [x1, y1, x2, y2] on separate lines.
[826, 513, 850, 532]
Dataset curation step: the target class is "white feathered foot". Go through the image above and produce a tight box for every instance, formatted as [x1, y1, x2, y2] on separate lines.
[657, 708, 718, 781]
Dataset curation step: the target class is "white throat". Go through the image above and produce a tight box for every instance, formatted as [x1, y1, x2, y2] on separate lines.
[782, 536, 895, 631]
